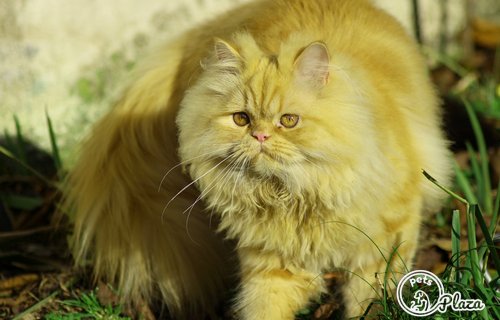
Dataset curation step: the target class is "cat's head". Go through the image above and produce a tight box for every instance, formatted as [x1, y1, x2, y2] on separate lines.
[176, 33, 374, 211]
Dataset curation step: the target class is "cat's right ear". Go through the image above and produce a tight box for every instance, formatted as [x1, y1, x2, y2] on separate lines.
[294, 42, 330, 89]
[213, 38, 242, 74]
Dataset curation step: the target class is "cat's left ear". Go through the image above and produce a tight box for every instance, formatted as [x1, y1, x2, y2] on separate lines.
[294, 42, 330, 88]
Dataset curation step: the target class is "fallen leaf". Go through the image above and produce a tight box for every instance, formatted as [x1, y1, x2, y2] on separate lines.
[0, 274, 39, 290]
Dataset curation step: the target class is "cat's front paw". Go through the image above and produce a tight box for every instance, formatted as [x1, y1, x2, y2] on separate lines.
[235, 268, 323, 320]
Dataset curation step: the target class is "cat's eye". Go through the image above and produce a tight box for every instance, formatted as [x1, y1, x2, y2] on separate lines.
[280, 114, 300, 128]
[233, 112, 250, 126]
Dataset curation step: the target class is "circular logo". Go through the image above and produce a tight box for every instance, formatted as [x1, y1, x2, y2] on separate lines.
[396, 270, 485, 317]
[396, 270, 444, 317]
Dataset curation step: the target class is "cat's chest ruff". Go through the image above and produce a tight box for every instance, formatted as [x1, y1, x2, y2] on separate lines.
[218, 199, 358, 266]
[201, 165, 377, 265]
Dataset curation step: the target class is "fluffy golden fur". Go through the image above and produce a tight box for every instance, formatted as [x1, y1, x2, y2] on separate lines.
[65, 0, 452, 318]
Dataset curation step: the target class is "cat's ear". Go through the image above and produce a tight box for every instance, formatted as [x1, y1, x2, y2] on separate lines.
[213, 38, 242, 73]
[215, 39, 240, 61]
[294, 42, 330, 88]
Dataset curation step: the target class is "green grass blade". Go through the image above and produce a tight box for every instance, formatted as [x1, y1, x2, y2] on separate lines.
[13, 115, 27, 172]
[60, 290, 129, 319]
[490, 180, 500, 237]
[466, 142, 485, 208]
[1, 194, 44, 210]
[422, 46, 469, 77]
[46, 110, 63, 173]
[0, 146, 54, 187]
[466, 205, 484, 288]
[452, 210, 461, 282]
[475, 206, 500, 275]
[461, 256, 472, 285]
[12, 290, 59, 320]
[453, 163, 478, 204]
[463, 99, 492, 215]
[423, 169, 469, 204]
[0, 145, 17, 160]
[465, 205, 493, 320]
[435, 211, 446, 228]
[381, 242, 405, 315]
[2, 131, 19, 175]
[3, 130, 17, 155]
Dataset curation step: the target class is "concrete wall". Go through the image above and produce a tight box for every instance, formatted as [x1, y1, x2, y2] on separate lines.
[0, 0, 468, 160]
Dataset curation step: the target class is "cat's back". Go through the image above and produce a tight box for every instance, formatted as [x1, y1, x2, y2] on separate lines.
[179, 0, 420, 98]
[187, 0, 409, 54]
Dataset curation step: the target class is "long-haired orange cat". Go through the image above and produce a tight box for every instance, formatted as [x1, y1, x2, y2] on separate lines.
[65, 0, 452, 318]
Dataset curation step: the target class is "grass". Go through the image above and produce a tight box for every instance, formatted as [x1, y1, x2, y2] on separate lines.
[1, 53, 499, 319]
[461, 100, 493, 214]
[346, 177, 499, 320]
[0, 114, 133, 319]
[44, 291, 130, 320]
[373, 53, 500, 318]
[348, 143, 500, 319]
[359, 53, 500, 319]
[421, 173, 500, 320]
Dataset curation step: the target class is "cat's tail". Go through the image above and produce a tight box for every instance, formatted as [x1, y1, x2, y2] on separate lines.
[62, 47, 235, 318]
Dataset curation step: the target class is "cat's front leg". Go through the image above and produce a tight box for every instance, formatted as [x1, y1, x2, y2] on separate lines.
[235, 248, 324, 320]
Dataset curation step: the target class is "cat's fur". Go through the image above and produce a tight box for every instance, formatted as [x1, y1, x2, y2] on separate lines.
[65, 0, 452, 319]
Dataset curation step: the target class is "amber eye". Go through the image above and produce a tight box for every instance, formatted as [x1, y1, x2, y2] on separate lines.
[280, 114, 300, 128]
[233, 112, 250, 126]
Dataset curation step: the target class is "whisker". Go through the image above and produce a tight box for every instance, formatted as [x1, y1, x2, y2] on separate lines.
[183, 156, 239, 216]
[158, 144, 234, 192]
[208, 205, 216, 229]
[230, 156, 248, 208]
[183, 156, 240, 237]
[161, 155, 231, 223]
[210, 154, 243, 211]
[198, 155, 241, 212]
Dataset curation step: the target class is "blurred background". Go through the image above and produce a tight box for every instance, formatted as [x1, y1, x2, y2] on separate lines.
[0, 0, 498, 157]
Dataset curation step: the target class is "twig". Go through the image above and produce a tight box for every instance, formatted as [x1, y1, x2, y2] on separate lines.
[12, 289, 59, 320]
[411, 0, 422, 44]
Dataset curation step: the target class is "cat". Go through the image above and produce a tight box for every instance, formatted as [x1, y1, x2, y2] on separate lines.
[64, 0, 453, 319]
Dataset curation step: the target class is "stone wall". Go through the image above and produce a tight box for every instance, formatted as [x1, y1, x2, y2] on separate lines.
[0, 0, 469, 160]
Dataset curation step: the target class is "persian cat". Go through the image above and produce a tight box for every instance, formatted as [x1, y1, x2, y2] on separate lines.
[65, 0, 452, 318]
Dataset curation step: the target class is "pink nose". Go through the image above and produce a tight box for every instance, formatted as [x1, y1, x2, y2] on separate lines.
[252, 132, 270, 142]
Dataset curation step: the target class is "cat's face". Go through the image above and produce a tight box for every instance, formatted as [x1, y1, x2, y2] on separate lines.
[177, 33, 373, 204]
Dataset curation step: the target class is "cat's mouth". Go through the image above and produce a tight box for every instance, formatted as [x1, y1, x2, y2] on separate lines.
[258, 149, 282, 162]
[244, 142, 277, 161]
[247, 149, 287, 176]
[223, 143, 294, 177]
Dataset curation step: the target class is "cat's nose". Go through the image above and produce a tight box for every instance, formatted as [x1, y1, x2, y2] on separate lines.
[252, 132, 270, 142]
